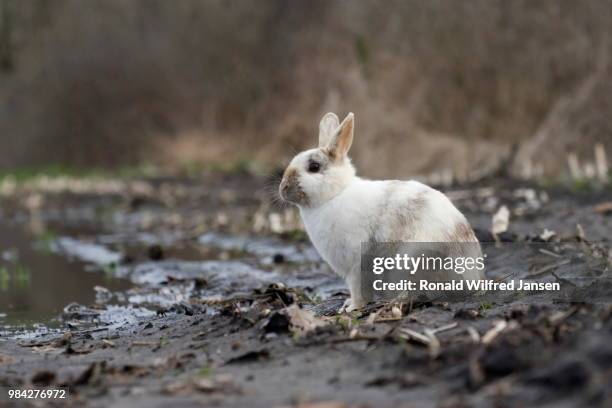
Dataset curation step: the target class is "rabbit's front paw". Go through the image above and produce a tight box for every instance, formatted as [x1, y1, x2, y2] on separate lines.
[338, 298, 353, 313]
[338, 298, 362, 313]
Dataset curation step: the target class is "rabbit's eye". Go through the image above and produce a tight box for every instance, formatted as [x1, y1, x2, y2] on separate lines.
[307, 161, 321, 173]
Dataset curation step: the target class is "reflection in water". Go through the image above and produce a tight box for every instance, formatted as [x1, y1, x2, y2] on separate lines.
[0, 223, 131, 327]
[0, 263, 30, 291]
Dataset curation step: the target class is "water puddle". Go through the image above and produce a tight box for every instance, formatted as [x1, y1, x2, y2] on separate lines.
[0, 222, 132, 329]
[0, 217, 344, 338]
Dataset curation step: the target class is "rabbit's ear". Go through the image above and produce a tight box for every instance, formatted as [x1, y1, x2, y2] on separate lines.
[319, 112, 340, 148]
[326, 112, 354, 160]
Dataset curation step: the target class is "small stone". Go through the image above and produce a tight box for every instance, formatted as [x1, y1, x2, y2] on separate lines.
[147, 244, 164, 261]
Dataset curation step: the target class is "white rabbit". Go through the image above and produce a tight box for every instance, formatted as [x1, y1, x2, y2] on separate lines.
[279, 112, 483, 312]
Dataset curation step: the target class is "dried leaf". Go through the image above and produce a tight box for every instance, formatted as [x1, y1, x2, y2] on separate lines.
[391, 306, 402, 319]
[576, 224, 586, 241]
[594, 202, 612, 215]
[491, 205, 510, 235]
[482, 320, 507, 344]
[539, 229, 556, 241]
[192, 374, 237, 394]
[285, 305, 327, 334]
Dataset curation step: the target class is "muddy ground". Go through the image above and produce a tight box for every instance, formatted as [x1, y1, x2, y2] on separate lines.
[0, 173, 611, 408]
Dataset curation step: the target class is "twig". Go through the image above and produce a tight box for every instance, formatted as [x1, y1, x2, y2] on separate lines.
[527, 259, 571, 278]
[467, 326, 480, 343]
[548, 306, 578, 325]
[482, 320, 507, 345]
[373, 317, 403, 322]
[423, 329, 441, 358]
[131, 341, 157, 347]
[539, 248, 563, 258]
[550, 270, 578, 288]
[398, 328, 430, 345]
[429, 322, 458, 335]
[399, 327, 442, 358]
[101, 339, 115, 347]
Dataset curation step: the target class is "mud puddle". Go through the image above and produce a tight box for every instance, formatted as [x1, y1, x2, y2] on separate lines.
[0, 222, 132, 331]
[1, 218, 342, 338]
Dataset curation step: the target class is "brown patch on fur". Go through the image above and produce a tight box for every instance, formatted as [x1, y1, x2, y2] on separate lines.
[335, 119, 353, 155]
[325, 117, 353, 162]
[450, 222, 477, 243]
[381, 184, 427, 241]
[284, 168, 298, 180]
[322, 147, 338, 162]
[280, 168, 309, 205]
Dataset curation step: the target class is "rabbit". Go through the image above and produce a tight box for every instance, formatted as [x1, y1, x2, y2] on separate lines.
[279, 112, 484, 313]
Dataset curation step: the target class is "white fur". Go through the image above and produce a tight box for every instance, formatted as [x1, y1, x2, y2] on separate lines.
[280, 112, 483, 312]
[318, 112, 340, 148]
[284, 148, 355, 207]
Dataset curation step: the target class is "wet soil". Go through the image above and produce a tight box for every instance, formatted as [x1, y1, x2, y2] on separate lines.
[0, 174, 610, 407]
[0, 223, 131, 328]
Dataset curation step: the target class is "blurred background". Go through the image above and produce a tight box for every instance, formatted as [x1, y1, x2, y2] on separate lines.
[1, 0, 611, 182]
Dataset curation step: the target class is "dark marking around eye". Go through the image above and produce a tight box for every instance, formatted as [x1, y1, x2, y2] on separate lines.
[307, 161, 321, 173]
